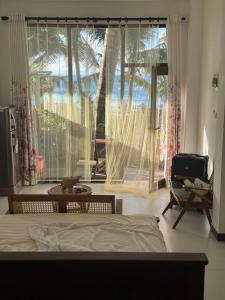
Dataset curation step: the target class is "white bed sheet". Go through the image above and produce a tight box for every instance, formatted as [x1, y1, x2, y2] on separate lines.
[0, 214, 166, 252]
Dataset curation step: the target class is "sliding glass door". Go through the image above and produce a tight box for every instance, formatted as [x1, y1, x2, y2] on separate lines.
[151, 64, 168, 189]
[28, 24, 168, 189]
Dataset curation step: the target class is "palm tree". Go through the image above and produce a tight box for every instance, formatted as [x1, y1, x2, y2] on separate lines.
[28, 26, 67, 72]
[94, 28, 121, 139]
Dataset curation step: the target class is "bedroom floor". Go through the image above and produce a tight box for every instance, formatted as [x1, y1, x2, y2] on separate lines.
[0, 184, 224, 300]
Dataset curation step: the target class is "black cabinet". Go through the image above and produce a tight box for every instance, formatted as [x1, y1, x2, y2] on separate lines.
[0, 106, 21, 195]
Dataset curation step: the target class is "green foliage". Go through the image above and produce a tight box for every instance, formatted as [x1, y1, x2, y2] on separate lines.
[37, 109, 68, 130]
[28, 26, 67, 73]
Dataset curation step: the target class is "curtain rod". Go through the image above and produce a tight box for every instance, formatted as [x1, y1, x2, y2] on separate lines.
[1, 16, 186, 22]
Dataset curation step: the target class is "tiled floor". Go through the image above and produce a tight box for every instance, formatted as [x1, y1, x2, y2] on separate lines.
[0, 184, 224, 300]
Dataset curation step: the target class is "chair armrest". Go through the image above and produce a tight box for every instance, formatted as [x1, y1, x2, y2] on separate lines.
[183, 185, 212, 192]
[183, 185, 213, 201]
[173, 175, 196, 181]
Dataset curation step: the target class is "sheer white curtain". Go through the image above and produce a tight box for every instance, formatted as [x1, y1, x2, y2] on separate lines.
[28, 23, 100, 181]
[104, 24, 160, 198]
[9, 14, 37, 185]
[166, 16, 188, 177]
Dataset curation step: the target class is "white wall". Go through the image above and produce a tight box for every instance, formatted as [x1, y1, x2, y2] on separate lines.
[198, 0, 225, 233]
[212, 5, 225, 233]
[0, 0, 189, 17]
[0, 0, 189, 105]
[197, 0, 224, 169]
[184, 0, 203, 153]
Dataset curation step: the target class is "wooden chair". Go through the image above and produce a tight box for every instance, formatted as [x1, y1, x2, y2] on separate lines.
[162, 173, 213, 229]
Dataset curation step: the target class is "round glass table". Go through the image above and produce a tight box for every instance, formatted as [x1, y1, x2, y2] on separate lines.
[48, 184, 92, 196]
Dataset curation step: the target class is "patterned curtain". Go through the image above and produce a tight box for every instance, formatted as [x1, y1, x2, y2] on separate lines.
[9, 14, 37, 185]
[166, 16, 188, 178]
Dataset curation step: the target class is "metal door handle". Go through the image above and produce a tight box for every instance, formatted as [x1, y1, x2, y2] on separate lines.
[12, 133, 17, 152]
[11, 113, 16, 130]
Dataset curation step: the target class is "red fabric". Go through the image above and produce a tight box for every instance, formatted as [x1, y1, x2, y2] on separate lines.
[95, 138, 112, 143]
[36, 155, 44, 172]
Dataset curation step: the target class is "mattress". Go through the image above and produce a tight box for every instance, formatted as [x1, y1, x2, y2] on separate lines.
[0, 213, 166, 252]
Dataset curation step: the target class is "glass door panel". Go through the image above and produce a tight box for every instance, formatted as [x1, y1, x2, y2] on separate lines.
[151, 64, 168, 187]
[28, 25, 69, 180]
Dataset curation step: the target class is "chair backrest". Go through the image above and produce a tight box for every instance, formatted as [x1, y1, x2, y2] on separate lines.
[171, 153, 209, 182]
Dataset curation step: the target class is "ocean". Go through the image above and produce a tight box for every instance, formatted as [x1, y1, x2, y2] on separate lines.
[32, 73, 167, 106]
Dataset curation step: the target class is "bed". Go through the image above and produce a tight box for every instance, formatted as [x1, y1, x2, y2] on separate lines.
[0, 213, 166, 251]
[0, 194, 208, 299]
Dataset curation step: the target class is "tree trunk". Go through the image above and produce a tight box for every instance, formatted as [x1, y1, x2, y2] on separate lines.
[95, 28, 121, 137]
[73, 28, 85, 125]
[95, 28, 121, 162]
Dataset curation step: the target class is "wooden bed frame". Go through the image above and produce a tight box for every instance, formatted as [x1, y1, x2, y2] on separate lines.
[0, 252, 207, 300]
